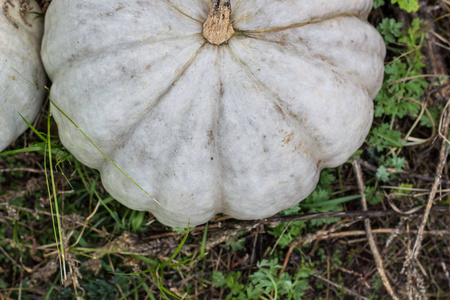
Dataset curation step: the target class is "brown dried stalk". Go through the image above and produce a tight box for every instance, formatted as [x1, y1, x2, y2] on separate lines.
[352, 160, 400, 300]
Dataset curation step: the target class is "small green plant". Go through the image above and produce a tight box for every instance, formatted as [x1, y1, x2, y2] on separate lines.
[368, 10, 430, 199]
[212, 259, 312, 300]
[212, 271, 252, 299]
[250, 259, 312, 300]
[376, 153, 406, 182]
[374, 0, 419, 12]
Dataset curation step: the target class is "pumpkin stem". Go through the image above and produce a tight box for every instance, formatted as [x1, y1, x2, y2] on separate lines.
[203, 0, 234, 45]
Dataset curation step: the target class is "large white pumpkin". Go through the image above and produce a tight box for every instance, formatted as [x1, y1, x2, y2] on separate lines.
[0, 0, 46, 151]
[42, 0, 385, 227]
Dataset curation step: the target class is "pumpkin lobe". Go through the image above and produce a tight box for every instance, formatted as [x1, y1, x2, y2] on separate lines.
[203, 0, 234, 45]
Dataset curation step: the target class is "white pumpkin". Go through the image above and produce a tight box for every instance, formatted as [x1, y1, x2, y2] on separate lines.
[0, 0, 46, 151]
[42, 0, 385, 227]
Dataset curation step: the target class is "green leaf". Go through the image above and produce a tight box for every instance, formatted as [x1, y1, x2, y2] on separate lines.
[229, 238, 246, 252]
[369, 123, 403, 151]
[376, 166, 391, 182]
[385, 154, 406, 172]
[377, 18, 403, 44]
[420, 106, 439, 128]
[366, 186, 384, 205]
[391, 183, 414, 197]
[212, 271, 227, 288]
[391, 0, 419, 13]
[373, 0, 385, 8]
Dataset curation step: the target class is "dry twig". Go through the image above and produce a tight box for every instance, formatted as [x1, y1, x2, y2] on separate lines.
[352, 160, 400, 300]
[312, 274, 370, 300]
[403, 100, 450, 270]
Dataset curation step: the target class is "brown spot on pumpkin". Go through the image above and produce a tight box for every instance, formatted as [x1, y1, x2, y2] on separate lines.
[277, 35, 287, 47]
[312, 54, 336, 67]
[317, 160, 322, 168]
[219, 82, 224, 97]
[274, 104, 285, 119]
[114, 4, 125, 11]
[208, 130, 214, 145]
[281, 132, 294, 147]
[145, 64, 151, 71]
[10, 75, 15, 81]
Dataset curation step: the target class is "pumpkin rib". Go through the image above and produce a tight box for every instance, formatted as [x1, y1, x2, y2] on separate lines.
[44, 33, 205, 81]
[211, 50, 227, 214]
[214, 48, 321, 220]
[235, 13, 364, 34]
[227, 36, 375, 167]
[163, 0, 204, 24]
[100, 42, 209, 170]
[233, 31, 373, 97]
[49, 35, 206, 169]
[223, 42, 323, 162]
[42, 1, 203, 79]
[100, 45, 226, 225]
[165, 0, 211, 23]
[245, 16, 385, 98]
[231, 0, 372, 31]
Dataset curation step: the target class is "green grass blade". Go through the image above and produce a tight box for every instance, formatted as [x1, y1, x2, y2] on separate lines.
[200, 223, 208, 258]
[302, 195, 361, 208]
[168, 258, 192, 268]
[44, 107, 66, 282]
[18, 113, 47, 141]
[131, 254, 159, 265]
[161, 226, 190, 268]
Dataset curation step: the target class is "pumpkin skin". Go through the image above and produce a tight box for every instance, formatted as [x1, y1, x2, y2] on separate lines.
[0, 0, 46, 151]
[42, 0, 385, 227]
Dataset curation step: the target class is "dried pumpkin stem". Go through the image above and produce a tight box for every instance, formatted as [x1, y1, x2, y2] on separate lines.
[2, 0, 33, 28]
[203, 0, 234, 45]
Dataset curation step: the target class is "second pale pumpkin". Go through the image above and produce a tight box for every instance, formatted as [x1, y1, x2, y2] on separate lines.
[0, 0, 46, 151]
